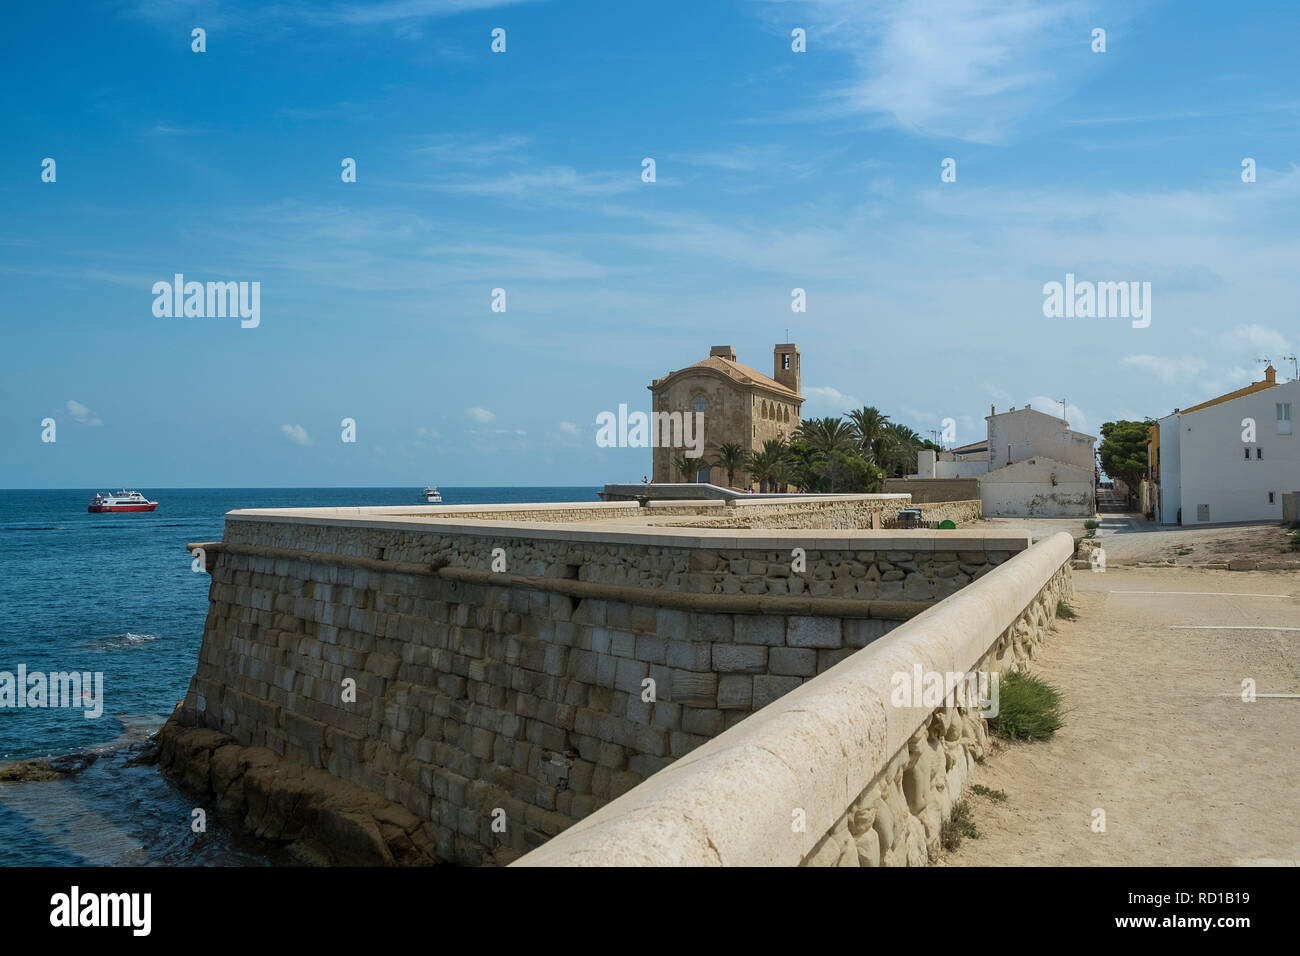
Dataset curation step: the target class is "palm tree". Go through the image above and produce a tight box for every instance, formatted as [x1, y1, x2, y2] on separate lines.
[712, 442, 749, 489]
[794, 417, 857, 457]
[846, 406, 890, 460]
[786, 443, 827, 492]
[747, 439, 789, 493]
[671, 454, 702, 482]
[880, 423, 924, 477]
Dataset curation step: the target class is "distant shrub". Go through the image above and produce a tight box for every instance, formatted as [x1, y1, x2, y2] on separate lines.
[1083, 519, 1100, 530]
[1055, 600, 1077, 620]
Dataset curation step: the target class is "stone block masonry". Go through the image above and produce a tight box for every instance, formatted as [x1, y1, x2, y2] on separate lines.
[159, 498, 1028, 865]
[515, 532, 1074, 866]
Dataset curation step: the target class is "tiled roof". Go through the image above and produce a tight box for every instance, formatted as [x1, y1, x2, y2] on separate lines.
[652, 356, 801, 398]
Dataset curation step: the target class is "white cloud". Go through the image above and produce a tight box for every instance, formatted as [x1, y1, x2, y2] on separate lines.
[417, 425, 440, 438]
[802, 385, 862, 414]
[65, 400, 103, 426]
[317, 0, 538, 26]
[1118, 355, 1209, 386]
[280, 424, 312, 445]
[764, 0, 1118, 143]
[414, 134, 530, 164]
[558, 421, 579, 435]
[1026, 396, 1090, 433]
[412, 166, 639, 200]
[465, 406, 495, 424]
[1227, 323, 1292, 358]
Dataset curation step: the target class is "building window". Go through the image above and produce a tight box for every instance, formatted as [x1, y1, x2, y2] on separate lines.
[1257, 447, 1263, 459]
[1244, 447, 1251, 460]
[692, 394, 709, 413]
[1269, 491, 1276, 504]
[782, 353, 790, 370]
[1279, 403, 1292, 435]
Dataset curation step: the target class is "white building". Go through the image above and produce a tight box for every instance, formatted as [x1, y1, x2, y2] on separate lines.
[979, 457, 1096, 517]
[976, 405, 1097, 517]
[916, 447, 989, 479]
[986, 405, 1097, 471]
[1153, 366, 1299, 525]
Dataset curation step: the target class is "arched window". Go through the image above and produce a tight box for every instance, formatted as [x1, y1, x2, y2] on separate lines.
[692, 394, 709, 413]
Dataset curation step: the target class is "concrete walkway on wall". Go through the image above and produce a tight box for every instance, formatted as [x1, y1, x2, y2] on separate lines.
[941, 566, 1300, 866]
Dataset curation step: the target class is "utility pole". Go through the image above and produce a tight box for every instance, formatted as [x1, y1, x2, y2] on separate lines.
[1058, 398, 1067, 424]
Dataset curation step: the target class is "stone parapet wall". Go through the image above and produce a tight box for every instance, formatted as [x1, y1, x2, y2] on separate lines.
[882, 478, 982, 503]
[513, 533, 1075, 867]
[800, 560, 1070, 866]
[220, 515, 1015, 601]
[650, 496, 979, 530]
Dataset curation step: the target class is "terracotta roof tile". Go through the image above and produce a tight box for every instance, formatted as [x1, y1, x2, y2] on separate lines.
[652, 355, 801, 398]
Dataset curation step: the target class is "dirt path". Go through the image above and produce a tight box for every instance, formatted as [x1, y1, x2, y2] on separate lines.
[939, 566, 1300, 866]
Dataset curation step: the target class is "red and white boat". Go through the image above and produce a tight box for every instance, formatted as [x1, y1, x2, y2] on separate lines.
[88, 490, 158, 513]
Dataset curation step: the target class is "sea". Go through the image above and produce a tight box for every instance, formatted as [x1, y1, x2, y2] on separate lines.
[0, 487, 598, 866]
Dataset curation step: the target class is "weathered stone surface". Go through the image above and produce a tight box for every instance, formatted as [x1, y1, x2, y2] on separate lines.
[769, 647, 817, 676]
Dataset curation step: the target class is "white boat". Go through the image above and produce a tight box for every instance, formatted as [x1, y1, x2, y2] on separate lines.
[422, 485, 442, 503]
[89, 490, 158, 513]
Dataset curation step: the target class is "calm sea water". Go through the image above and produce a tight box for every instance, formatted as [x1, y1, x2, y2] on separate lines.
[0, 487, 597, 866]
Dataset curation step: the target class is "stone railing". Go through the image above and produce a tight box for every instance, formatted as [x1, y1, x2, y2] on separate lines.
[512, 532, 1074, 866]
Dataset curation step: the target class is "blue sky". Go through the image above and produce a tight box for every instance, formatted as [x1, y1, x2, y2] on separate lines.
[3, 0, 1299, 487]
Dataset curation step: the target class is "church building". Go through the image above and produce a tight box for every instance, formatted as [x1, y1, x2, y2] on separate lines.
[648, 344, 804, 486]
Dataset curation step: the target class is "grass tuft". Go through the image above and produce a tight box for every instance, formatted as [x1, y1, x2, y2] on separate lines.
[989, 670, 1063, 742]
[1055, 599, 1077, 620]
[1083, 519, 1100, 530]
[970, 784, 1008, 803]
[941, 800, 979, 851]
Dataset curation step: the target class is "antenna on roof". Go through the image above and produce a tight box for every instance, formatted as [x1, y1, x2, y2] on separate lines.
[1283, 355, 1298, 381]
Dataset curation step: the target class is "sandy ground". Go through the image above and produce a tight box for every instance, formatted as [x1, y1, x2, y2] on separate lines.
[939, 566, 1300, 866]
[981, 514, 1299, 567]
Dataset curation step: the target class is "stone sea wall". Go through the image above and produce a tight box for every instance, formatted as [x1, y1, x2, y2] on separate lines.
[161, 507, 1028, 865]
[514, 532, 1075, 867]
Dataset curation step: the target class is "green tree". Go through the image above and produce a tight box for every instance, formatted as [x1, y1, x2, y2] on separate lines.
[879, 423, 924, 477]
[712, 442, 749, 489]
[747, 438, 789, 492]
[671, 454, 703, 482]
[846, 406, 891, 459]
[824, 450, 885, 493]
[794, 417, 858, 456]
[1098, 420, 1151, 489]
[785, 442, 828, 493]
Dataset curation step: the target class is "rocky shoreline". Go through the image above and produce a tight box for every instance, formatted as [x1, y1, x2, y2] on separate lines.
[156, 714, 440, 866]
